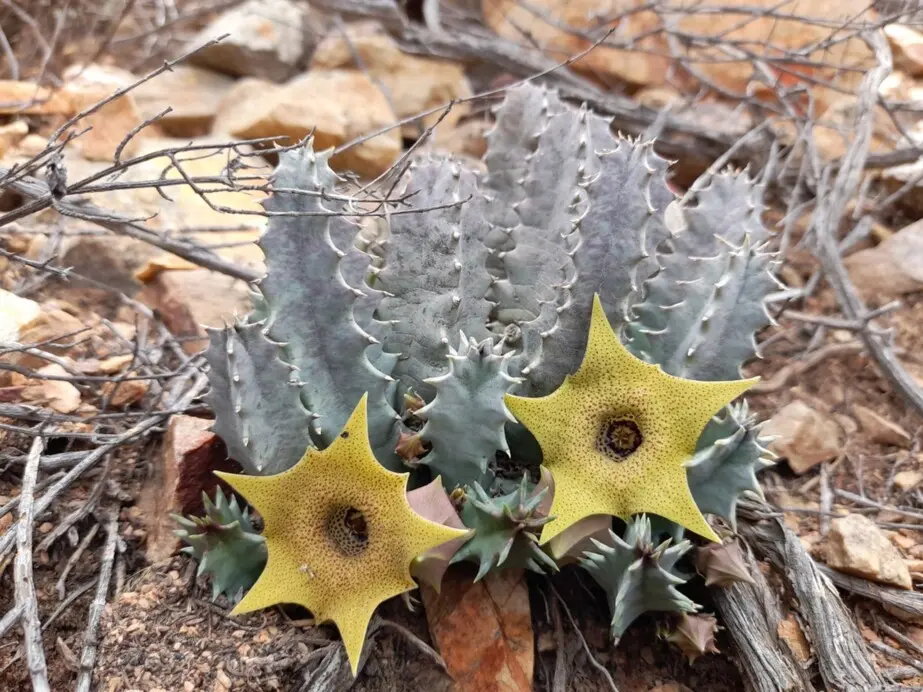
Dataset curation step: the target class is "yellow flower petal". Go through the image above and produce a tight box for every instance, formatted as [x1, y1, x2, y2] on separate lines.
[216, 393, 469, 676]
[505, 295, 758, 555]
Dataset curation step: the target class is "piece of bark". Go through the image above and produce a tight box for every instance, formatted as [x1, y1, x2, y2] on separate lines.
[712, 547, 814, 692]
[817, 564, 923, 623]
[738, 503, 885, 691]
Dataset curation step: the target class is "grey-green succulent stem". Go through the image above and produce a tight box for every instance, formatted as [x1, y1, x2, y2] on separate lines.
[580, 515, 699, 639]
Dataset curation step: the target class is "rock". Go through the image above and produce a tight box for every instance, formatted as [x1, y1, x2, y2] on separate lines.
[894, 470, 923, 492]
[435, 119, 491, 161]
[852, 405, 912, 447]
[18, 363, 82, 413]
[97, 354, 134, 374]
[483, 0, 668, 88]
[761, 400, 845, 474]
[136, 414, 241, 563]
[844, 218, 923, 302]
[0, 288, 41, 342]
[133, 65, 235, 137]
[137, 268, 254, 355]
[825, 513, 913, 590]
[0, 120, 28, 157]
[0, 80, 72, 115]
[6, 305, 86, 370]
[61, 64, 144, 162]
[889, 531, 916, 551]
[885, 24, 923, 76]
[101, 376, 149, 407]
[310, 22, 473, 138]
[58, 236, 161, 296]
[422, 564, 533, 692]
[14, 134, 49, 157]
[483, 0, 871, 110]
[213, 70, 402, 178]
[185, 0, 308, 82]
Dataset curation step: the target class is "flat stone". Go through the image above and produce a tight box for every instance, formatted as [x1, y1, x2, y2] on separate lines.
[61, 64, 144, 162]
[0, 80, 72, 115]
[136, 414, 241, 563]
[852, 404, 912, 448]
[885, 24, 923, 76]
[134, 65, 235, 137]
[761, 400, 845, 474]
[137, 268, 253, 355]
[894, 470, 923, 492]
[213, 70, 401, 178]
[185, 0, 308, 82]
[825, 513, 913, 590]
[311, 21, 472, 138]
[844, 218, 923, 302]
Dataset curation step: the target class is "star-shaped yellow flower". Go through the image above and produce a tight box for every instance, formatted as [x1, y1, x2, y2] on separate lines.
[505, 295, 758, 555]
[215, 394, 469, 676]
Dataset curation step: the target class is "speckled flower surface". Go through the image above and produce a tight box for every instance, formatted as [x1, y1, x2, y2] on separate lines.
[216, 394, 469, 676]
[505, 295, 758, 552]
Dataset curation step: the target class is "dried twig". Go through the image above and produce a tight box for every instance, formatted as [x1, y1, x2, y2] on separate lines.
[56, 522, 100, 600]
[548, 583, 618, 692]
[14, 436, 51, 692]
[0, 370, 208, 562]
[75, 512, 118, 692]
[375, 617, 448, 673]
[712, 541, 813, 692]
[819, 565, 923, 622]
[0, 604, 23, 640]
[809, 31, 923, 416]
[738, 501, 885, 690]
[752, 342, 864, 393]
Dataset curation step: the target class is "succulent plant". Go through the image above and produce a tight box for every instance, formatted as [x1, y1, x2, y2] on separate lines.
[687, 401, 775, 530]
[505, 295, 758, 553]
[625, 170, 780, 382]
[172, 487, 267, 602]
[450, 472, 558, 581]
[414, 332, 521, 492]
[215, 395, 470, 676]
[192, 80, 781, 671]
[580, 515, 699, 639]
[203, 81, 778, 498]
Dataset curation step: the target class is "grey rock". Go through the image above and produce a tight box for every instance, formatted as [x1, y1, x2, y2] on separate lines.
[186, 0, 309, 82]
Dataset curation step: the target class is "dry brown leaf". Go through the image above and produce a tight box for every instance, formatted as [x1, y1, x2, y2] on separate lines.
[422, 564, 533, 691]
